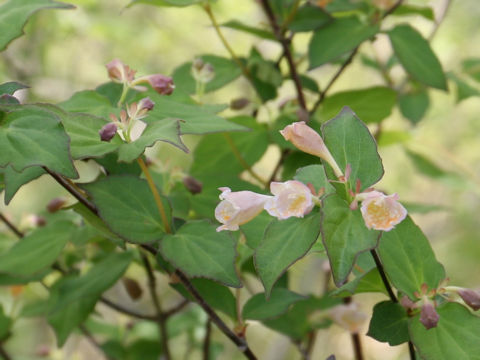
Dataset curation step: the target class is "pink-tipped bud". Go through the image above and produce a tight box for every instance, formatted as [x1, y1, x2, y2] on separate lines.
[183, 176, 203, 195]
[138, 97, 155, 111]
[147, 74, 174, 95]
[458, 289, 480, 311]
[106, 59, 136, 83]
[99, 122, 118, 142]
[400, 295, 417, 311]
[230, 98, 250, 110]
[419, 302, 439, 330]
[47, 198, 66, 213]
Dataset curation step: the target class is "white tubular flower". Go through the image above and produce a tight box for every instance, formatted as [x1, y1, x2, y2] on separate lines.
[215, 187, 271, 232]
[280, 121, 343, 178]
[264, 180, 315, 220]
[359, 191, 407, 231]
[329, 302, 368, 334]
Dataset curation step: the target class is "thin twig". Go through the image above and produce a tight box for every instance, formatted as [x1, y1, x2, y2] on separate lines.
[370, 247, 397, 302]
[382, 0, 404, 18]
[0, 213, 24, 238]
[268, 148, 291, 184]
[164, 299, 190, 319]
[351, 333, 364, 360]
[0, 343, 12, 360]
[258, 0, 307, 111]
[99, 297, 158, 321]
[140, 252, 171, 360]
[428, 0, 452, 41]
[202, 319, 212, 360]
[78, 325, 109, 359]
[408, 340, 417, 360]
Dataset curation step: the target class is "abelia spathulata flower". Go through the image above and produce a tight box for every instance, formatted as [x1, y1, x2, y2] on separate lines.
[329, 302, 368, 334]
[356, 190, 407, 231]
[264, 180, 316, 220]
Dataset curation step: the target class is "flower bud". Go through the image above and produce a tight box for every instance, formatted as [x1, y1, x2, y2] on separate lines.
[215, 187, 272, 231]
[122, 277, 143, 300]
[400, 295, 417, 311]
[230, 98, 250, 110]
[105, 59, 136, 83]
[183, 176, 203, 195]
[138, 97, 155, 112]
[47, 197, 66, 213]
[458, 289, 480, 311]
[191, 58, 215, 84]
[419, 302, 439, 330]
[280, 122, 343, 178]
[99, 122, 118, 142]
[147, 74, 175, 95]
[264, 180, 315, 220]
[359, 191, 407, 231]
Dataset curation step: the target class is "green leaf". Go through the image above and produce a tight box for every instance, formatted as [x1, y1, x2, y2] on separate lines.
[378, 216, 446, 300]
[160, 220, 241, 287]
[398, 89, 430, 124]
[462, 58, 480, 83]
[367, 301, 409, 346]
[331, 268, 386, 297]
[51, 252, 133, 310]
[243, 289, 305, 321]
[170, 278, 236, 319]
[409, 303, 480, 360]
[391, 5, 434, 20]
[294, 164, 334, 195]
[59, 90, 117, 119]
[240, 212, 273, 250]
[0, 104, 77, 178]
[0, 0, 75, 51]
[321, 194, 379, 286]
[221, 20, 275, 40]
[405, 150, 449, 179]
[377, 130, 411, 147]
[0, 81, 28, 95]
[288, 4, 332, 33]
[2, 165, 45, 205]
[319, 86, 396, 124]
[128, 0, 202, 7]
[83, 175, 171, 244]
[247, 47, 283, 102]
[388, 24, 447, 90]
[449, 74, 480, 103]
[0, 221, 74, 276]
[298, 74, 320, 93]
[255, 212, 321, 297]
[321, 107, 384, 197]
[309, 16, 378, 68]
[172, 55, 242, 95]
[0, 305, 12, 340]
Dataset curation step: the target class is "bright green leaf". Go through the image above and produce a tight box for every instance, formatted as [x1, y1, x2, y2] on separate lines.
[160, 220, 241, 287]
[0, 305, 12, 340]
[409, 303, 480, 360]
[309, 16, 378, 68]
[398, 89, 430, 124]
[378, 216, 446, 300]
[0, 0, 74, 51]
[321, 194, 379, 286]
[288, 4, 332, 32]
[243, 288, 305, 321]
[367, 301, 409, 346]
[221, 20, 275, 40]
[389, 24, 447, 90]
[2, 165, 45, 205]
[331, 268, 386, 297]
[391, 5, 434, 20]
[255, 212, 321, 297]
[319, 86, 396, 124]
[83, 175, 171, 243]
[0, 81, 28, 95]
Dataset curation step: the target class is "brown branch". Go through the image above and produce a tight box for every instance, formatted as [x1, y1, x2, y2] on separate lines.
[0, 213, 24, 238]
[382, 0, 404, 19]
[99, 297, 158, 321]
[164, 299, 190, 319]
[202, 319, 212, 360]
[268, 148, 291, 184]
[258, 0, 307, 111]
[370, 247, 397, 303]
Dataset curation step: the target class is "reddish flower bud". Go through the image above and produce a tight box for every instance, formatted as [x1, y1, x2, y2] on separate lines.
[230, 98, 250, 110]
[458, 289, 480, 311]
[419, 302, 439, 330]
[106, 59, 136, 83]
[400, 295, 417, 311]
[183, 176, 203, 195]
[47, 197, 66, 213]
[148, 74, 174, 95]
[99, 122, 118, 142]
[122, 277, 143, 301]
[138, 97, 155, 112]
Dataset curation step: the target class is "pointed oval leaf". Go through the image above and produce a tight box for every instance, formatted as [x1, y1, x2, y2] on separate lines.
[367, 301, 410, 346]
[331, 268, 386, 297]
[378, 216, 446, 300]
[255, 212, 321, 297]
[159, 220, 241, 287]
[321, 194, 379, 286]
[2, 165, 45, 205]
[398, 89, 430, 124]
[388, 24, 447, 90]
[321, 107, 384, 198]
[83, 175, 172, 244]
[243, 288, 305, 321]
[0, 81, 28, 95]
[309, 16, 379, 68]
[409, 303, 480, 360]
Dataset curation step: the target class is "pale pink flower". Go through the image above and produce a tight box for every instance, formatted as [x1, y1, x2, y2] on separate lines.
[329, 302, 368, 334]
[359, 191, 407, 231]
[215, 187, 271, 232]
[264, 180, 315, 220]
[280, 122, 343, 178]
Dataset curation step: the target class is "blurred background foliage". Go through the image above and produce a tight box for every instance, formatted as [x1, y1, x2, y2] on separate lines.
[1, 0, 480, 359]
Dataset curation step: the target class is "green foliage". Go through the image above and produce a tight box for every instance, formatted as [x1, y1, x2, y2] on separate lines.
[242, 289, 305, 321]
[2, 165, 45, 204]
[368, 301, 410, 346]
[398, 89, 430, 124]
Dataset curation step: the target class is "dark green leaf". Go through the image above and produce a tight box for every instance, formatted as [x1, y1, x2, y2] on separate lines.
[298, 74, 320, 93]
[0, 305, 12, 340]
[0, 104, 77, 178]
[331, 268, 386, 297]
[83, 175, 171, 244]
[294, 164, 334, 195]
[160, 220, 241, 287]
[367, 301, 409, 346]
[321, 194, 379, 286]
[288, 4, 332, 32]
[391, 5, 434, 20]
[319, 86, 396, 124]
[398, 89, 430, 124]
[378, 216, 446, 300]
[127, 339, 162, 360]
[240, 212, 272, 250]
[321, 107, 384, 197]
[221, 20, 275, 40]
[255, 212, 321, 297]
[0, 81, 28, 95]
[243, 288, 305, 320]
[409, 303, 480, 360]
[388, 24, 447, 90]
[59, 90, 117, 118]
[309, 16, 378, 68]
[0, 0, 74, 51]
[248, 48, 283, 102]
[0, 221, 74, 276]
[2, 165, 45, 205]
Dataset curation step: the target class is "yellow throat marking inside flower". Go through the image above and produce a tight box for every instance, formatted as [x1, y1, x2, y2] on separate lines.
[288, 194, 306, 213]
[366, 200, 400, 229]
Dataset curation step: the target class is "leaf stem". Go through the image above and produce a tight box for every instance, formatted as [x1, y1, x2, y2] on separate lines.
[137, 158, 172, 234]
[202, 319, 212, 360]
[222, 133, 267, 187]
[0, 213, 24, 238]
[370, 246, 397, 302]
